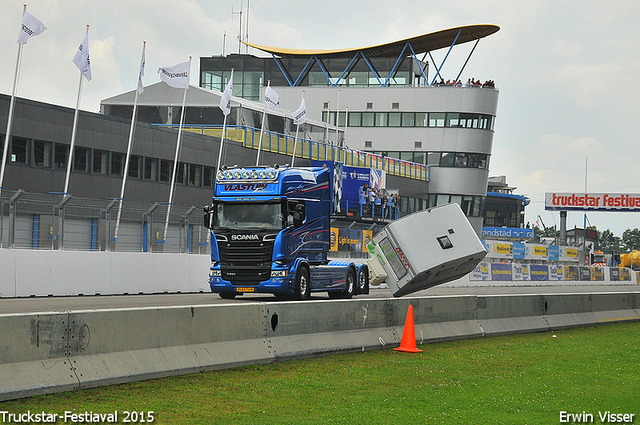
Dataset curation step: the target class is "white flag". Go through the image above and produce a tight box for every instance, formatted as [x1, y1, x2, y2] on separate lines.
[292, 98, 307, 125]
[219, 72, 233, 116]
[72, 32, 92, 81]
[158, 61, 190, 89]
[137, 43, 146, 95]
[265, 86, 279, 110]
[18, 11, 46, 44]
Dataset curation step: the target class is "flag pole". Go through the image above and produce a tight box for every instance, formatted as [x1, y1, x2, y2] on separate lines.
[0, 5, 27, 198]
[255, 80, 270, 166]
[114, 41, 146, 243]
[63, 24, 90, 198]
[163, 56, 192, 243]
[216, 68, 233, 174]
[291, 91, 304, 167]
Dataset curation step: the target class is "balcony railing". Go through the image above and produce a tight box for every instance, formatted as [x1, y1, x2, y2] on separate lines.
[160, 125, 429, 182]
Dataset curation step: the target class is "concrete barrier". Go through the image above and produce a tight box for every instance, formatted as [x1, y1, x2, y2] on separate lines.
[0, 250, 211, 297]
[1, 290, 638, 401]
[2, 249, 637, 299]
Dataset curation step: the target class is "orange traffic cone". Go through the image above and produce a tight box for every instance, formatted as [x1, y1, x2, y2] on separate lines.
[393, 304, 423, 353]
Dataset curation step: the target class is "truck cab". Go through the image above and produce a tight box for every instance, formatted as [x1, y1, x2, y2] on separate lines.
[204, 164, 369, 299]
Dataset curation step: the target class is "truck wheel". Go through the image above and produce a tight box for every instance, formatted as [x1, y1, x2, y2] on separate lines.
[295, 266, 310, 300]
[343, 268, 356, 299]
[357, 267, 369, 294]
[219, 292, 237, 299]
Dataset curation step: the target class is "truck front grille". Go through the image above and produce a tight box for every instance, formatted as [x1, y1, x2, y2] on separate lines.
[217, 239, 274, 284]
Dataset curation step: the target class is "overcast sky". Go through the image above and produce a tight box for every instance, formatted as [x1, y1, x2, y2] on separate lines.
[1, 0, 639, 237]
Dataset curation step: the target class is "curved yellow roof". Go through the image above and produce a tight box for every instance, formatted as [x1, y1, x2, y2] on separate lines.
[244, 24, 499, 59]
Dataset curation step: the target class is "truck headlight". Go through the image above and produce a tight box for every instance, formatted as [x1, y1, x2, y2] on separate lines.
[210, 269, 222, 277]
[270, 270, 288, 278]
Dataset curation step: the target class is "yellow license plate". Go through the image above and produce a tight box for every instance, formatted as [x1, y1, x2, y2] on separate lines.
[236, 287, 255, 292]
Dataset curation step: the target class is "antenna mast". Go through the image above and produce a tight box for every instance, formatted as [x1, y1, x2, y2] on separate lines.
[232, 2, 243, 54]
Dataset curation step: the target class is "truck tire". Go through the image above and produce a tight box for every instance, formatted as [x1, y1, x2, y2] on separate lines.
[340, 268, 356, 299]
[295, 266, 310, 300]
[357, 267, 369, 294]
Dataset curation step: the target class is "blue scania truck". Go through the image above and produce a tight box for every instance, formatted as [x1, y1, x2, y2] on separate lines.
[203, 164, 369, 299]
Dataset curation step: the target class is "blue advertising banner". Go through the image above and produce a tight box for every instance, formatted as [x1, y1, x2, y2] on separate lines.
[490, 263, 513, 281]
[481, 227, 534, 240]
[513, 242, 525, 260]
[530, 265, 549, 281]
[548, 245, 560, 261]
[312, 161, 381, 212]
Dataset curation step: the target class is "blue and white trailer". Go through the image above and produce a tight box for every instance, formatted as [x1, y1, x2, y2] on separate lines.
[203, 164, 369, 299]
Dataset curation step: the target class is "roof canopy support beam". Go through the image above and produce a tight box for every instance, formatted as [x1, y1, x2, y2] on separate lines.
[429, 29, 461, 85]
[455, 38, 479, 83]
[408, 43, 429, 86]
[383, 43, 410, 87]
[292, 56, 317, 87]
[330, 53, 362, 87]
[272, 54, 294, 86]
[358, 52, 384, 86]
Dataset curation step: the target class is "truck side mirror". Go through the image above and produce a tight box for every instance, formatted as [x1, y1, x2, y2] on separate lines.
[203, 205, 212, 229]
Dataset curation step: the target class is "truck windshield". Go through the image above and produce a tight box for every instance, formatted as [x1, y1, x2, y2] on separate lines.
[213, 202, 283, 231]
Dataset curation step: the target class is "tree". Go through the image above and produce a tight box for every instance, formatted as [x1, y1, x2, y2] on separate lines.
[532, 225, 557, 243]
[598, 229, 622, 252]
[622, 228, 640, 252]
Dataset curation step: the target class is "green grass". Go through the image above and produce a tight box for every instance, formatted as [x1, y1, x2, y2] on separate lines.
[1, 322, 639, 424]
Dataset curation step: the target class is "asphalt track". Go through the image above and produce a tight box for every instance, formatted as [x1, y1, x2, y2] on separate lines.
[1, 283, 638, 315]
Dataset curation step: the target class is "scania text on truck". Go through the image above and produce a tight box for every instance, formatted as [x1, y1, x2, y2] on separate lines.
[203, 164, 369, 299]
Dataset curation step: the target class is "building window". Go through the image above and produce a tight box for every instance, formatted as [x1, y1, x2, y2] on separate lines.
[111, 152, 124, 176]
[440, 152, 456, 167]
[430, 112, 445, 127]
[160, 160, 172, 183]
[413, 152, 425, 164]
[446, 113, 460, 127]
[361, 112, 374, 127]
[34, 140, 52, 167]
[144, 157, 159, 181]
[427, 152, 440, 166]
[391, 102, 400, 110]
[375, 112, 387, 127]
[73, 146, 90, 172]
[176, 162, 188, 185]
[388, 112, 401, 127]
[365, 141, 372, 148]
[366, 102, 373, 110]
[348, 112, 361, 127]
[93, 149, 109, 174]
[10, 137, 29, 164]
[189, 164, 202, 186]
[455, 153, 468, 167]
[54, 144, 68, 169]
[414, 141, 422, 149]
[415, 112, 428, 127]
[203, 166, 215, 188]
[127, 155, 142, 179]
[402, 113, 415, 127]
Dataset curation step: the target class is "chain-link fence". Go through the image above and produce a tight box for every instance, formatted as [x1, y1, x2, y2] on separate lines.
[0, 190, 210, 254]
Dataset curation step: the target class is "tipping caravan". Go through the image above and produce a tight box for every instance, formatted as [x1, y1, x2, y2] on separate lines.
[366, 203, 487, 297]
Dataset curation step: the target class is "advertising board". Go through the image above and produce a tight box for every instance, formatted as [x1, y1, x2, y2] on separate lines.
[545, 192, 640, 212]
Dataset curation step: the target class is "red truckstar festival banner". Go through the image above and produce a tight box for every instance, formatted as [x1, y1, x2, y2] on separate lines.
[545, 192, 640, 212]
